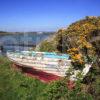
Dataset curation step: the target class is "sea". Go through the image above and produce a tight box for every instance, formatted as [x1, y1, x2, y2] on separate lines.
[0, 32, 54, 55]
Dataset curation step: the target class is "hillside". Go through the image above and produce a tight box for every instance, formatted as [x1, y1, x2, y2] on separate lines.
[38, 16, 100, 52]
[37, 16, 100, 99]
[38, 16, 100, 66]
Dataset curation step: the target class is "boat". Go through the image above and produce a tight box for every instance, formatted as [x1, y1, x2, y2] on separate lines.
[7, 51, 92, 80]
[7, 51, 71, 76]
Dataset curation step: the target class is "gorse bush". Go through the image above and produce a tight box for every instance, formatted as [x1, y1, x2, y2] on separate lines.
[39, 16, 100, 57]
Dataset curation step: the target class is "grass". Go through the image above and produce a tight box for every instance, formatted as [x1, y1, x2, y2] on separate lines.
[0, 56, 96, 100]
[0, 56, 47, 100]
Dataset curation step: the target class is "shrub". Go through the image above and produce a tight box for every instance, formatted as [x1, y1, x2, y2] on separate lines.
[40, 79, 93, 100]
[39, 40, 57, 52]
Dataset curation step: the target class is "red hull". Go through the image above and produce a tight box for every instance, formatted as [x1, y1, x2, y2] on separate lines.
[13, 64, 60, 83]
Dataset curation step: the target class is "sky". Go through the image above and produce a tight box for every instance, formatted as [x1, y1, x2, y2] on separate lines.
[0, 0, 100, 32]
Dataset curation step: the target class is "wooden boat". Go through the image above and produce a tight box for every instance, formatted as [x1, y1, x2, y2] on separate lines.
[7, 51, 92, 80]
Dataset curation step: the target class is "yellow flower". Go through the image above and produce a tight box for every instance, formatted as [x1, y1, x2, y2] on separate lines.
[72, 54, 82, 60]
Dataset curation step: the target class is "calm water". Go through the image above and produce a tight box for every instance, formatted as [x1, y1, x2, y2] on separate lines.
[0, 32, 54, 54]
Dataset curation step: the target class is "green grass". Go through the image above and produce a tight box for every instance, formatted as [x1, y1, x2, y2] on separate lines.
[0, 56, 47, 100]
[0, 56, 96, 100]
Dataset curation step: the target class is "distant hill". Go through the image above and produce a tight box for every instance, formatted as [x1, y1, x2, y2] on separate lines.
[0, 31, 55, 35]
[0, 31, 8, 33]
[0, 31, 12, 35]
